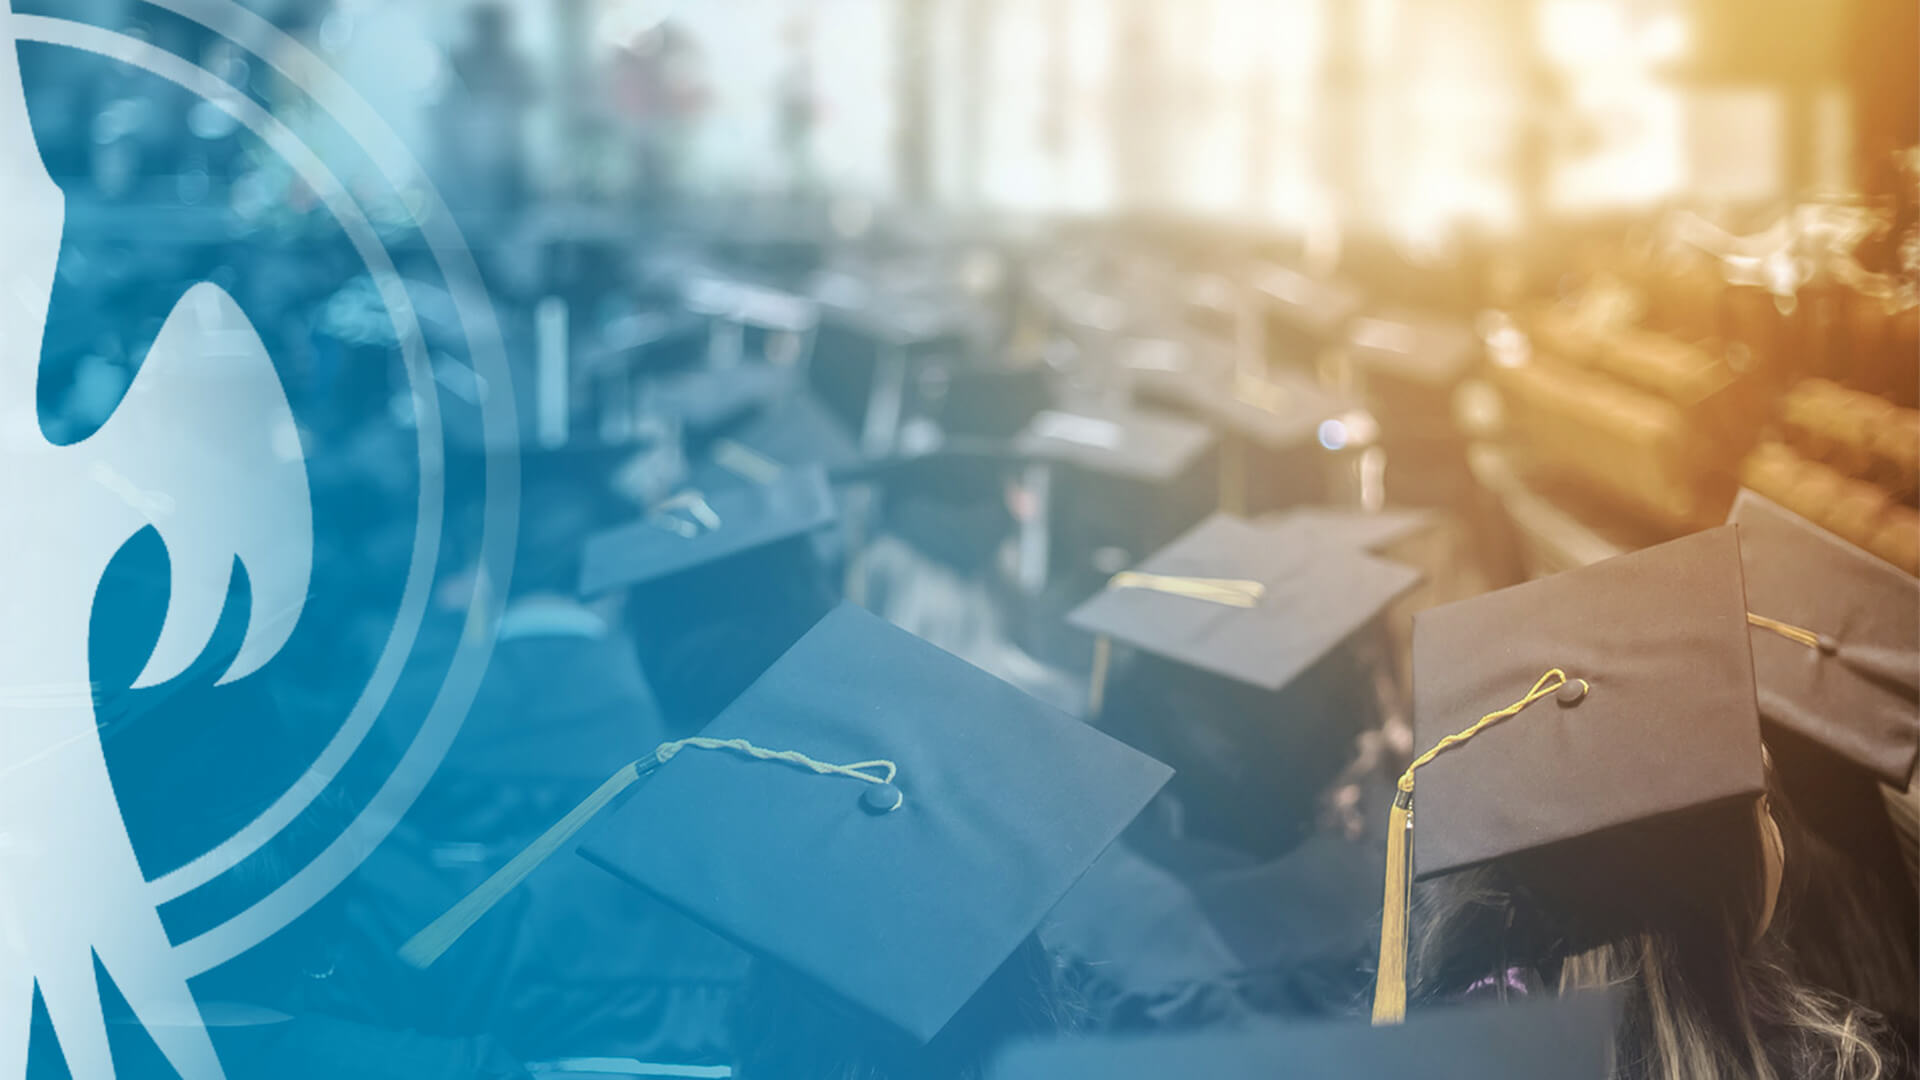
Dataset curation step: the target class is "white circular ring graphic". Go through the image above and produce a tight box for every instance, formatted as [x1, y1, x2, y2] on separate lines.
[13, 5, 521, 976]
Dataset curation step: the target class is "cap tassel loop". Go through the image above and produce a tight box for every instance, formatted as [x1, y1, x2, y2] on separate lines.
[399, 738, 902, 970]
[1371, 668, 1578, 1025]
[1086, 573, 1267, 719]
[1749, 610, 1916, 697]
[1747, 612, 1824, 651]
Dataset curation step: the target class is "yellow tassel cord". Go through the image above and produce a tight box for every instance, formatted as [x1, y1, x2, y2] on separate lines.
[1746, 611, 1824, 651]
[399, 738, 900, 969]
[1107, 572, 1266, 608]
[1371, 668, 1582, 1025]
[1086, 574, 1266, 719]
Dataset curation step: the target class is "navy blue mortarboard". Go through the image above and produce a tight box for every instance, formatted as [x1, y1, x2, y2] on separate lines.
[1374, 527, 1765, 1022]
[1068, 514, 1421, 854]
[1069, 513, 1421, 696]
[576, 466, 837, 596]
[403, 605, 1172, 1046]
[1015, 406, 1215, 485]
[1729, 489, 1920, 789]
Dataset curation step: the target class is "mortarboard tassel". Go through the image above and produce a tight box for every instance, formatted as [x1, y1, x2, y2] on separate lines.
[399, 738, 900, 969]
[1084, 573, 1266, 719]
[1747, 611, 1917, 697]
[1372, 668, 1582, 1025]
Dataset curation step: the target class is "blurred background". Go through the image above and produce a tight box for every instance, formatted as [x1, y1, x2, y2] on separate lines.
[14, 0, 1918, 1072]
[19, 0, 1919, 566]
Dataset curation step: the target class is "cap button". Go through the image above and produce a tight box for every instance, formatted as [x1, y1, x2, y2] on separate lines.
[1556, 679, 1589, 706]
[1816, 634, 1839, 656]
[861, 782, 904, 814]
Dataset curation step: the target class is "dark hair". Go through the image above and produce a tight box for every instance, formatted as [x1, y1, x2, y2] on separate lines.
[729, 935, 1081, 1080]
[1404, 770, 1904, 1080]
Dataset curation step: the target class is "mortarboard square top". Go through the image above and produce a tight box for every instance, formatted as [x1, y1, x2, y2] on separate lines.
[991, 991, 1620, 1080]
[1408, 526, 1764, 883]
[577, 604, 1173, 1044]
[1068, 514, 1422, 693]
[1015, 405, 1215, 484]
[576, 465, 836, 596]
[1729, 489, 1920, 789]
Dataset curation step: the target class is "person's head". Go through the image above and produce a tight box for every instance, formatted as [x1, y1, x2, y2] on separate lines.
[730, 935, 1079, 1080]
[1406, 767, 1898, 1080]
[1382, 528, 1905, 1079]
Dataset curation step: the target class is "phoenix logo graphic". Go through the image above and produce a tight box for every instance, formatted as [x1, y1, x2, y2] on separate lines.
[0, 2, 312, 1075]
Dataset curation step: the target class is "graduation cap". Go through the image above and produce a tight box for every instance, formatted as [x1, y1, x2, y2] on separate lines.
[578, 467, 840, 729]
[1372, 527, 1766, 1023]
[1069, 514, 1422, 853]
[1141, 368, 1356, 515]
[1014, 405, 1220, 584]
[1729, 490, 1920, 789]
[1015, 407, 1215, 483]
[577, 467, 837, 596]
[992, 991, 1621, 1080]
[401, 604, 1172, 1045]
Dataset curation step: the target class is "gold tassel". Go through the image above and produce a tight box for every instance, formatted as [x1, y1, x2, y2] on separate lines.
[1371, 790, 1413, 1024]
[1370, 668, 1578, 1025]
[399, 737, 902, 969]
[1747, 611, 1825, 651]
[400, 760, 647, 968]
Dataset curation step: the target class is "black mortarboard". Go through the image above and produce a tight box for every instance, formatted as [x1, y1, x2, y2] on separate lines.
[402, 606, 1173, 1046]
[577, 467, 840, 730]
[1137, 367, 1356, 515]
[576, 466, 836, 596]
[1728, 490, 1919, 789]
[1015, 405, 1220, 584]
[1071, 514, 1420, 694]
[921, 356, 1055, 440]
[1069, 514, 1421, 853]
[580, 605, 1171, 1042]
[1015, 406, 1215, 485]
[810, 291, 980, 442]
[992, 992, 1621, 1080]
[1373, 527, 1765, 1022]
